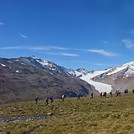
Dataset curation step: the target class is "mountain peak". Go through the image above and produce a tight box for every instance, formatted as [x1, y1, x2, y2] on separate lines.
[29, 55, 39, 60]
[76, 68, 89, 74]
[122, 61, 134, 67]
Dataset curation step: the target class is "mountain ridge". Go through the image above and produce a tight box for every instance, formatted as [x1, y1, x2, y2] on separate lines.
[0, 56, 98, 104]
[1, 56, 134, 104]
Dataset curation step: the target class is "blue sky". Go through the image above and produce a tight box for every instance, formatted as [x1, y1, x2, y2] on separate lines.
[1, 0, 134, 70]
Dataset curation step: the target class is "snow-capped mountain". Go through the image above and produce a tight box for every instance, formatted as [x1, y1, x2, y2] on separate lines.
[23, 56, 76, 76]
[1, 55, 134, 104]
[21, 56, 134, 93]
[75, 61, 134, 93]
[26, 56, 134, 93]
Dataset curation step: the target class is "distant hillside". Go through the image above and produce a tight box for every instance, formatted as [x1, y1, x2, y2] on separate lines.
[0, 56, 98, 104]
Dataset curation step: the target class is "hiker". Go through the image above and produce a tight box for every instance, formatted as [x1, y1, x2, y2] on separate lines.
[124, 89, 128, 95]
[132, 89, 134, 94]
[102, 92, 104, 97]
[116, 90, 119, 97]
[91, 92, 93, 98]
[104, 92, 107, 98]
[119, 90, 121, 96]
[61, 94, 65, 102]
[110, 92, 112, 97]
[35, 97, 38, 104]
[46, 97, 49, 106]
[77, 94, 81, 100]
[100, 92, 102, 98]
[50, 96, 53, 103]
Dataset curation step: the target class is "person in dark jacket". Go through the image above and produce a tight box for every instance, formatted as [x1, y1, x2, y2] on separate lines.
[35, 97, 38, 104]
[50, 96, 53, 103]
[91, 92, 93, 98]
[132, 89, 134, 94]
[46, 97, 49, 106]
[110, 92, 112, 97]
[77, 94, 81, 100]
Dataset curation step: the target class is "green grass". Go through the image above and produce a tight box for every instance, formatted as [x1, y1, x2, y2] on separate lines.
[1, 94, 134, 134]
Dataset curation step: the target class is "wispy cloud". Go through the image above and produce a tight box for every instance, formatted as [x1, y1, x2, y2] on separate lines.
[0, 46, 25, 50]
[31, 46, 68, 51]
[0, 46, 117, 57]
[87, 49, 117, 56]
[46, 52, 78, 57]
[20, 34, 28, 39]
[122, 39, 134, 49]
[31, 47, 50, 51]
[0, 22, 4, 26]
[60, 53, 78, 57]
[0, 46, 67, 51]
[49, 46, 67, 50]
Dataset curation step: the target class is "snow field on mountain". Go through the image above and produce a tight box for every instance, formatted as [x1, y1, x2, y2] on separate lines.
[75, 70, 112, 93]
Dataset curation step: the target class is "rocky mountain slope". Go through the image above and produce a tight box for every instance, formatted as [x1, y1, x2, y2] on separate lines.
[0, 56, 98, 104]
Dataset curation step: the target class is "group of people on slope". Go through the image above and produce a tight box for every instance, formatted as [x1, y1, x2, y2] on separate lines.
[109, 89, 134, 97]
[115, 89, 129, 97]
[35, 96, 53, 105]
[35, 89, 134, 105]
[100, 92, 107, 98]
[35, 94, 65, 105]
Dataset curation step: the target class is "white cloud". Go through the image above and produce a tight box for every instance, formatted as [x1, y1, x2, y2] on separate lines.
[0, 46, 67, 51]
[31, 46, 68, 51]
[46, 52, 78, 57]
[31, 47, 50, 51]
[0, 22, 4, 26]
[122, 39, 134, 49]
[0, 46, 24, 50]
[49, 46, 67, 50]
[20, 34, 28, 39]
[60, 53, 78, 57]
[88, 49, 117, 56]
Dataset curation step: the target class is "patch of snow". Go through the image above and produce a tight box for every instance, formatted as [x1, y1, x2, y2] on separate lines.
[124, 66, 134, 76]
[0, 63, 6, 67]
[122, 61, 134, 67]
[16, 70, 19, 73]
[36, 59, 49, 66]
[68, 70, 75, 75]
[30, 55, 39, 59]
[21, 63, 25, 65]
[107, 61, 134, 76]
[75, 69, 112, 93]
[107, 65, 127, 75]
[51, 68, 56, 71]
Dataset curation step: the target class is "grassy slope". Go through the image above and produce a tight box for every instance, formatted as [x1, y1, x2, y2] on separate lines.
[1, 94, 134, 134]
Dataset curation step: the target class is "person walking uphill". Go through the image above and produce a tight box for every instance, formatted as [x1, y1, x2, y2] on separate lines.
[50, 96, 53, 103]
[91, 92, 93, 98]
[46, 97, 49, 106]
[35, 97, 38, 104]
[61, 94, 65, 102]
[110, 92, 112, 97]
